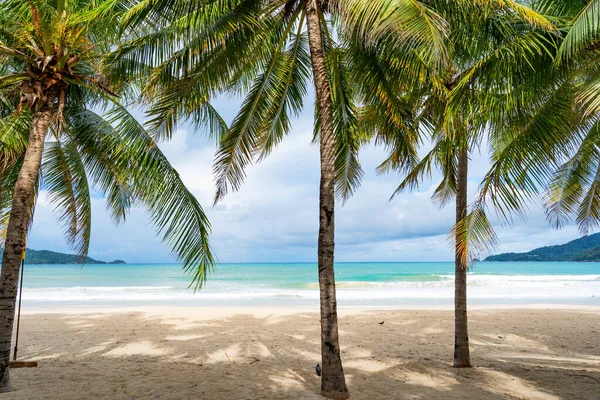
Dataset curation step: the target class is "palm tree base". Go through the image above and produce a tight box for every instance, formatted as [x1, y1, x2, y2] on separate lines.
[453, 359, 472, 368]
[321, 389, 350, 399]
[0, 373, 11, 393]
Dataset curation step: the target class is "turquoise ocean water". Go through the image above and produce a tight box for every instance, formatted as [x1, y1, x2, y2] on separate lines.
[18, 261, 600, 308]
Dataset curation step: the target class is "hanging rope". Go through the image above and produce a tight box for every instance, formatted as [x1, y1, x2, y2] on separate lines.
[13, 239, 26, 361]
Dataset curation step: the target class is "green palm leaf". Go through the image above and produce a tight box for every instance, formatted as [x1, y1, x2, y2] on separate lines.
[42, 140, 92, 259]
[545, 121, 600, 233]
[213, 6, 304, 203]
[557, 0, 600, 61]
[105, 105, 215, 289]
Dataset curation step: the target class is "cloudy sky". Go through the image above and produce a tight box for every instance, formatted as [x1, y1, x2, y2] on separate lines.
[27, 95, 584, 263]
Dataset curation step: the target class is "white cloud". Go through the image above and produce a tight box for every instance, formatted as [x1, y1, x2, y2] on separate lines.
[25, 108, 594, 263]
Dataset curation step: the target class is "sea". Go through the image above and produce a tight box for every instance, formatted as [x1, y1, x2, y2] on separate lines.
[15, 261, 600, 309]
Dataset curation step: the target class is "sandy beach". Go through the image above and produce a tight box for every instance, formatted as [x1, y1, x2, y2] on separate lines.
[2, 306, 598, 399]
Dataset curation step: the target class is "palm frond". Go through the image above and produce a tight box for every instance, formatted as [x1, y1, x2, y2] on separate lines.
[255, 21, 311, 160]
[213, 7, 304, 203]
[0, 158, 23, 245]
[451, 202, 498, 267]
[333, 0, 449, 69]
[67, 108, 135, 224]
[325, 45, 363, 202]
[42, 140, 92, 259]
[480, 76, 586, 222]
[0, 110, 31, 175]
[66, 102, 215, 289]
[103, 106, 215, 289]
[557, 0, 600, 61]
[545, 121, 600, 233]
[578, 72, 600, 117]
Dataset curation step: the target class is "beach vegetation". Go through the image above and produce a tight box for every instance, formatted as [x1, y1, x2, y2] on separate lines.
[384, 1, 556, 367]
[116, 0, 448, 397]
[0, 0, 214, 391]
[0, 0, 598, 397]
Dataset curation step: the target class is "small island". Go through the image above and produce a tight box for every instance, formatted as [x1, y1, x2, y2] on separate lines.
[0, 248, 126, 265]
[485, 232, 600, 262]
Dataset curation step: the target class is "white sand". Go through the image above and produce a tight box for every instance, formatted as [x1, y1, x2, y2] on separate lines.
[4, 306, 600, 399]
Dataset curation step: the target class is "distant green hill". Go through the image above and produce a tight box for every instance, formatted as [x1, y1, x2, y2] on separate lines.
[485, 233, 600, 262]
[0, 248, 125, 265]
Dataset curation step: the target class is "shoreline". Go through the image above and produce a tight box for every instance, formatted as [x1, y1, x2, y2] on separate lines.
[19, 303, 600, 315]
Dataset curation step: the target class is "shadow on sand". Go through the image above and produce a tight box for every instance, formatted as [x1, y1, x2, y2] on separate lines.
[4, 309, 600, 399]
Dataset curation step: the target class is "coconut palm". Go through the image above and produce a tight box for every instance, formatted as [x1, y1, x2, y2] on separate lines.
[385, 1, 555, 367]
[0, 0, 215, 391]
[116, 0, 447, 397]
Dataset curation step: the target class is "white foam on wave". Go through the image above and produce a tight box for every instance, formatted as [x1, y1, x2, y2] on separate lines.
[20, 274, 600, 304]
[461, 274, 600, 282]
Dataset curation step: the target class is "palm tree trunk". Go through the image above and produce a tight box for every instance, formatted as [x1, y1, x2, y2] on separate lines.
[454, 144, 471, 368]
[0, 97, 53, 392]
[304, 1, 349, 398]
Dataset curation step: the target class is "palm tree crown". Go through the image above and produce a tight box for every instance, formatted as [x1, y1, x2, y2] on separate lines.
[0, 0, 214, 286]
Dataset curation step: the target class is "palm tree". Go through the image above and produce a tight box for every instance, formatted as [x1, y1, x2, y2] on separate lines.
[0, 0, 215, 391]
[385, 1, 555, 367]
[116, 0, 447, 397]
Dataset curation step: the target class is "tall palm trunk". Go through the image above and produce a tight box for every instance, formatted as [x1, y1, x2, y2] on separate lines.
[304, 0, 349, 398]
[0, 95, 53, 392]
[454, 143, 471, 368]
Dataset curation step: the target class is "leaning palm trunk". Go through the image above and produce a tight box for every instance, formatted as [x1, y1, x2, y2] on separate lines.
[0, 94, 54, 391]
[454, 144, 471, 368]
[304, 0, 349, 398]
